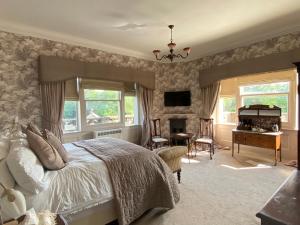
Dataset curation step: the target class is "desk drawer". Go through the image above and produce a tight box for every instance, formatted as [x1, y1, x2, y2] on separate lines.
[233, 133, 245, 144]
[245, 133, 275, 149]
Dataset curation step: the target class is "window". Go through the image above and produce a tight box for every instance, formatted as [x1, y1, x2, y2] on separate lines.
[63, 101, 79, 132]
[219, 97, 237, 124]
[124, 95, 138, 126]
[84, 89, 121, 125]
[240, 82, 289, 122]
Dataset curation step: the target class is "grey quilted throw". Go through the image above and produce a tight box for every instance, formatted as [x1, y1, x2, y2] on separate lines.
[73, 137, 179, 225]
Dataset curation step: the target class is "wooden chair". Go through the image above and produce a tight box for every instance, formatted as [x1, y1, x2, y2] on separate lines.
[150, 119, 169, 149]
[193, 118, 214, 159]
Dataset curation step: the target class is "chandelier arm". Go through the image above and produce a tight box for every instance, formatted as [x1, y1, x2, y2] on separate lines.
[155, 54, 168, 61]
[176, 53, 189, 59]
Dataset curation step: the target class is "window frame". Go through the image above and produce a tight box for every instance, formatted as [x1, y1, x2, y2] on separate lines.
[124, 95, 139, 127]
[62, 100, 81, 134]
[217, 77, 296, 130]
[239, 81, 291, 125]
[80, 88, 124, 130]
[218, 95, 237, 125]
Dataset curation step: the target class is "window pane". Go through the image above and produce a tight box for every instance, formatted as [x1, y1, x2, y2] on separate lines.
[219, 97, 237, 124]
[242, 95, 288, 122]
[240, 82, 289, 95]
[84, 89, 120, 100]
[125, 96, 136, 126]
[86, 101, 120, 125]
[63, 101, 79, 132]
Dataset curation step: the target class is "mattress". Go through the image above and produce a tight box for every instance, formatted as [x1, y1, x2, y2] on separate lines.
[21, 143, 114, 216]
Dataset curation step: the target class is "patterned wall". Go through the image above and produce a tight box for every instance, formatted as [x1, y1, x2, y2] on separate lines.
[1, 30, 300, 138]
[152, 31, 300, 137]
[0, 31, 158, 133]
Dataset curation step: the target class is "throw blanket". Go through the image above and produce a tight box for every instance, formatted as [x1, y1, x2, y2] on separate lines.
[73, 138, 180, 225]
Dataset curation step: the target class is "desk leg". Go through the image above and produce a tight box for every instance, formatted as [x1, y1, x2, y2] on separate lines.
[279, 145, 282, 162]
[232, 136, 234, 157]
[274, 148, 277, 166]
[238, 144, 240, 154]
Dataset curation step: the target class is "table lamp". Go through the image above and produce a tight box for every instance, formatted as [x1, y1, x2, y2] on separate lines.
[0, 182, 26, 223]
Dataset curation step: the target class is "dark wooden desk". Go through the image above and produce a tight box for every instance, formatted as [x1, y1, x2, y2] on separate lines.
[171, 133, 194, 156]
[256, 170, 300, 225]
[232, 129, 282, 166]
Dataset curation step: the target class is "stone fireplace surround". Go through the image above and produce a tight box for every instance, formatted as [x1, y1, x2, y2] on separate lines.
[156, 113, 199, 139]
[169, 118, 187, 135]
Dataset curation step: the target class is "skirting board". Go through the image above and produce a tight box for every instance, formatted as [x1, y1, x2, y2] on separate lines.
[68, 200, 117, 225]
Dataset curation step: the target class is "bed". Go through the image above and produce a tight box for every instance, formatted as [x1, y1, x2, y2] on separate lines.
[15, 138, 179, 225]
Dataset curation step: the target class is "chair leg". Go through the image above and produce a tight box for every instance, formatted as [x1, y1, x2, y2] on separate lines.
[209, 144, 212, 160]
[177, 169, 181, 183]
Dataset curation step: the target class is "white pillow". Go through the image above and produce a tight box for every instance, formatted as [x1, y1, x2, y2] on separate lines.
[0, 137, 10, 160]
[0, 159, 15, 196]
[6, 146, 49, 194]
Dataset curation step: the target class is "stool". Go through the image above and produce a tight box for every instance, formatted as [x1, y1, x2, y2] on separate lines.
[154, 146, 187, 183]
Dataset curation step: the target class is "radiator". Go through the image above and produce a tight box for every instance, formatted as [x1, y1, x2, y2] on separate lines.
[93, 128, 122, 139]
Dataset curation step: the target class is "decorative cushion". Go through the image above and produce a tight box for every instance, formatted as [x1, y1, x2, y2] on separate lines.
[0, 137, 10, 160]
[26, 129, 65, 170]
[43, 129, 69, 163]
[27, 123, 43, 136]
[0, 159, 15, 196]
[6, 146, 48, 194]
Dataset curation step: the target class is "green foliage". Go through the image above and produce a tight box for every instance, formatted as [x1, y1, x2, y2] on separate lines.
[223, 97, 236, 113]
[86, 101, 119, 117]
[243, 95, 288, 113]
[125, 96, 134, 115]
[64, 101, 77, 119]
[64, 90, 136, 124]
[84, 89, 120, 100]
[241, 82, 289, 95]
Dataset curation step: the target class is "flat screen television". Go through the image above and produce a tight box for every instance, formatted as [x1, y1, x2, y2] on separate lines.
[164, 91, 191, 106]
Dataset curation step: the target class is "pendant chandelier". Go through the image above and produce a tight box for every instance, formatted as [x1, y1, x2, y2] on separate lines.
[153, 25, 191, 62]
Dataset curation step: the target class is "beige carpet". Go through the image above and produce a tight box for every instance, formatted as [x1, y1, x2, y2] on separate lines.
[133, 149, 294, 225]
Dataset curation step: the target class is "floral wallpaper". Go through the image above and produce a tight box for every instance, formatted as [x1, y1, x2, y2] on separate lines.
[0, 30, 158, 134]
[1, 30, 300, 138]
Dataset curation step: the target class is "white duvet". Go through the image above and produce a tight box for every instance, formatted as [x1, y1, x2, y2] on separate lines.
[21, 143, 114, 215]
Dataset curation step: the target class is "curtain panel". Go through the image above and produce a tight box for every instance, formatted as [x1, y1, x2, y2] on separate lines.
[139, 85, 154, 147]
[200, 81, 220, 118]
[40, 81, 66, 141]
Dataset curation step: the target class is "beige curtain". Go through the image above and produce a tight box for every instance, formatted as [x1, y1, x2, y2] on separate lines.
[41, 81, 66, 141]
[140, 85, 153, 147]
[200, 81, 220, 118]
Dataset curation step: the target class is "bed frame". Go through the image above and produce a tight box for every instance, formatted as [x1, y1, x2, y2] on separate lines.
[67, 200, 117, 225]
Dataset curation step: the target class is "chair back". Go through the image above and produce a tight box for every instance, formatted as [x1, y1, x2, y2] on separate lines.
[150, 118, 162, 138]
[199, 118, 214, 140]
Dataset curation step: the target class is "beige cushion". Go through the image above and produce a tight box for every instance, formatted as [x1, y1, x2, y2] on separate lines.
[26, 123, 43, 136]
[154, 146, 187, 172]
[154, 146, 187, 161]
[152, 137, 168, 143]
[195, 138, 213, 144]
[43, 129, 69, 163]
[26, 129, 65, 170]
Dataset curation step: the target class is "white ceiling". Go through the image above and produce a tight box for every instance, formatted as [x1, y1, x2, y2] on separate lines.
[0, 0, 300, 61]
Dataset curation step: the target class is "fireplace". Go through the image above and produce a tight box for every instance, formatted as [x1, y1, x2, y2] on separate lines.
[169, 118, 187, 145]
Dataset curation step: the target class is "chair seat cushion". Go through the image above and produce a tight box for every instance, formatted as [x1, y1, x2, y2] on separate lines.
[152, 137, 168, 143]
[153, 146, 187, 161]
[195, 138, 213, 144]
